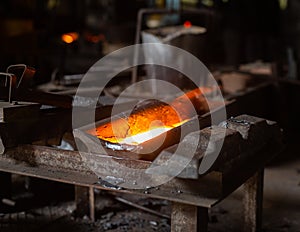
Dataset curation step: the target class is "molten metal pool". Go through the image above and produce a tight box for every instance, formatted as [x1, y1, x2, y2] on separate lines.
[92, 87, 213, 146]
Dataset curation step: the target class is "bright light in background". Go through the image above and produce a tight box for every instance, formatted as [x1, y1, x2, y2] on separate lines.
[61, 32, 79, 44]
[84, 33, 105, 43]
[202, 0, 214, 7]
[184, 20, 192, 28]
[279, 0, 288, 10]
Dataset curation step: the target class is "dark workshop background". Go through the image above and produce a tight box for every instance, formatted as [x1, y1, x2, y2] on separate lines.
[0, 0, 299, 84]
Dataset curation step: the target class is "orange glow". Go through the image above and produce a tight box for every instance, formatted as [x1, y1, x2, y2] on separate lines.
[184, 21, 192, 28]
[85, 33, 104, 43]
[61, 32, 79, 44]
[94, 87, 213, 146]
[122, 127, 171, 145]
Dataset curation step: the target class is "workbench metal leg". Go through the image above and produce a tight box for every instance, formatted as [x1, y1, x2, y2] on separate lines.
[75, 186, 95, 222]
[243, 170, 264, 232]
[171, 202, 208, 232]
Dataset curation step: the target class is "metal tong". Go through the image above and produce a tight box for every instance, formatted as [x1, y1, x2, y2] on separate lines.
[0, 64, 73, 108]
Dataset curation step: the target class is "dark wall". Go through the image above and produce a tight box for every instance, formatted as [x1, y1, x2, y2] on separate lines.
[0, 0, 300, 82]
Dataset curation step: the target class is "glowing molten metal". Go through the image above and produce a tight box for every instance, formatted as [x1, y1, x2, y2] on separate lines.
[94, 87, 212, 146]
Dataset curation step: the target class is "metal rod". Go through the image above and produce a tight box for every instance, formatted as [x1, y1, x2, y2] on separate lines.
[6, 64, 27, 89]
[1, 198, 15, 207]
[0, 72, 15, 103]
[115, 196, 170, 220]
[89, 187, 95, 222]
[8, 75, 12, 103]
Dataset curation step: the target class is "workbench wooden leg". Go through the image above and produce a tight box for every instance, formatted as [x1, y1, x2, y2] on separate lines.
[75, 186, 95, 222]
[243, 170, 264, 232]
[171, 202, 208, 232]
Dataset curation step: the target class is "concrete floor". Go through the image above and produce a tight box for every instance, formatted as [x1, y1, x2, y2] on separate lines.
[209, 156, 300, 232]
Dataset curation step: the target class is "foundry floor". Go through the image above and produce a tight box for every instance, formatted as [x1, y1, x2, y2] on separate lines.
[0, 139, 299, 232]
